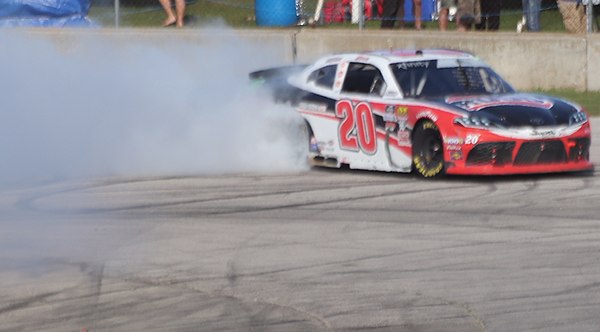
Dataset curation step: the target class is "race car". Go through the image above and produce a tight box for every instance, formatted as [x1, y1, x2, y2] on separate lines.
[250, 49, 592, 177]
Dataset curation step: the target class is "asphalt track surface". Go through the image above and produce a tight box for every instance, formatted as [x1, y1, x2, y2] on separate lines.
[2, 120, 600, 332]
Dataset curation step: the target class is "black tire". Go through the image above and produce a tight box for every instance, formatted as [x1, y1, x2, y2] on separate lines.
[412, 120, 445, 178]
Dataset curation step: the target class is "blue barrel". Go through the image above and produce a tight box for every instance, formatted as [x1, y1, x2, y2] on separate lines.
[255, 0, 298, 26]
[403, 0, 436, 22]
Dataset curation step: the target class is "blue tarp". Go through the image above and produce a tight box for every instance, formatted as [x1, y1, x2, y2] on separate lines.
[0, 0, 93, 27]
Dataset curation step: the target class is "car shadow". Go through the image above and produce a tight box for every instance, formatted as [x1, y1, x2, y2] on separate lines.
[308, 164, 596, 184]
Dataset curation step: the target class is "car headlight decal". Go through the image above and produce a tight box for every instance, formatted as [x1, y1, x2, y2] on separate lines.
[454, 115, 499, 129]
[568, 111, 587, 126]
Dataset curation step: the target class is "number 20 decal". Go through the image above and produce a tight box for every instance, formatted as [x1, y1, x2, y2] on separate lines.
[465, 134, 480, 145]
[335, 100, 377, 154]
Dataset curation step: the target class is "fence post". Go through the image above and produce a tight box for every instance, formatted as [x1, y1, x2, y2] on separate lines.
[358, 0, 364, 30]
[586, 3, 596, 33]
[114, 0, 120, 28]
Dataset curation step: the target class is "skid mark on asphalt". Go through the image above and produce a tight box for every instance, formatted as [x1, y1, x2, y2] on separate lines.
[0, 291, 62, 315]
[84, 263, 105, 332]
[118, 274, 334, 330]
[14, 176, 398, 214]
[14, 177, 483, 218]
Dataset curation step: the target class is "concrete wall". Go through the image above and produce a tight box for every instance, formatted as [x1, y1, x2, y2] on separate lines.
[7, 28, 600, 91]
[14, 28, 296, 63]
[588, 34, 600, 91]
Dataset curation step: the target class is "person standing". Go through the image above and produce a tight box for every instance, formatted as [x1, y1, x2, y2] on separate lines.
[522, 0, 541, 31]
[456, 0, 481, 31]
[557, 0, 586, 33]
[381, 0, 422, 29]
[381, 0, 404, 28]
[438, 0, 455, 31]
[159, 0, 186, 27]
[476, 0, 501, 30]
[457, 0, 481, 31]
[413, 0, 422, 29]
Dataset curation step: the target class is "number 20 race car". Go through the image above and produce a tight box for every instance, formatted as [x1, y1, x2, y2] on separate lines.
[250, 49, 592, 177]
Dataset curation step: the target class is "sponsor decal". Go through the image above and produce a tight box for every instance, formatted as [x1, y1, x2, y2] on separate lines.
[490, 125, 581, 140]
[397, 117, 408, 131]
[310, 137, 319, 152]
[446, 145, 462, 151]
[423, 121, 437, 130]
[416, 111, 438, 122]
[395, 61, 431, 70]
[355, 55, 370, 62]
[334, 62, 348, 91]
[448, 95, 555, 112]
[396, 106, 408, 116]
[450, 151, 463, 160]
[335, 65, 347, 91]
[383, 105, 398, 123]
[444, 135, 477, 146]
[531, 129, 557, 137]
[397, 131, 411, 146]
[317, 140, 335, 153]
[299, 102, 328, 113]
[444, 137, 464, 145]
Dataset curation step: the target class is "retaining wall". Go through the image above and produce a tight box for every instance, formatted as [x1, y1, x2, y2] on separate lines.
[7, 28, 600, 91]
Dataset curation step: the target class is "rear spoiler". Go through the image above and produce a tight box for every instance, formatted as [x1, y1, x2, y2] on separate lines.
[249, 65, 308, 85]
[249, 65, 308, 104]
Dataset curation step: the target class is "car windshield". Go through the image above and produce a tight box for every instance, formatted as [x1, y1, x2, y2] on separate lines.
[390, 59, 515, 98]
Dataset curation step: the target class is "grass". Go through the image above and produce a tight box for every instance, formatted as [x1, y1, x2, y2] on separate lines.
[89, 0, 255, 27]
[527, 89, 600, 116]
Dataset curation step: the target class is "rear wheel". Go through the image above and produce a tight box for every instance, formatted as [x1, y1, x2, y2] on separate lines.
[412, 120, 444, 178]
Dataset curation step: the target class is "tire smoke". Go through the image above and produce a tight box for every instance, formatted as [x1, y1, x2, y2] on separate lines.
[0, 30, 307, 187]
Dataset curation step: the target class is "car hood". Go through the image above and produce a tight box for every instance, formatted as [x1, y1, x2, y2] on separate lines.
[443, 93, 583, 127]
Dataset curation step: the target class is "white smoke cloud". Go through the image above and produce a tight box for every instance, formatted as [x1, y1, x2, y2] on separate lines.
[0, 30, 308, 187]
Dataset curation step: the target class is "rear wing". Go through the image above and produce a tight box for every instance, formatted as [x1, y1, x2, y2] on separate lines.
[249, 65, 307, 84]
[249, 65, 308, 104]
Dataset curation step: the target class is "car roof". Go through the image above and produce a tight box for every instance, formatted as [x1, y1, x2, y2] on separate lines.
[367, 49, 476, 61]
[313, 49, 477, 66]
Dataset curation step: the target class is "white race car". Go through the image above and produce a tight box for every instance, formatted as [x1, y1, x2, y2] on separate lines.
[251, 49, 592, 177]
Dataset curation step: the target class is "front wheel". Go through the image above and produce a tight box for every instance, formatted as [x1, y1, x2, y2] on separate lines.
[412, 120, 444, 178]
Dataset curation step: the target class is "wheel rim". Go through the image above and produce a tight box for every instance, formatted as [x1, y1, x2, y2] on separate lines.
[414, 125, 444, 177]
[421, 136, 442, 166]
